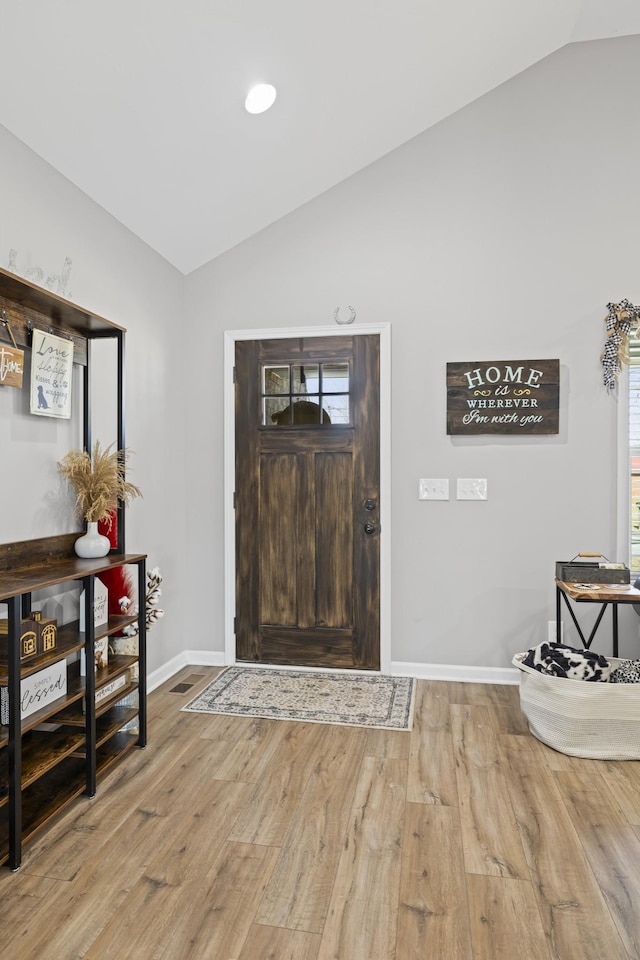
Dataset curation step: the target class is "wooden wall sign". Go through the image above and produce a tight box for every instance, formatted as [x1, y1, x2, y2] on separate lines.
[447, 359, 560, 435]
[0, 343, 24, 388]
[0, 311, 24, 387]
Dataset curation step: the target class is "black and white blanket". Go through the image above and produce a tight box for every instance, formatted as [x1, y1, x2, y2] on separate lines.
[522, 642, 612, 682]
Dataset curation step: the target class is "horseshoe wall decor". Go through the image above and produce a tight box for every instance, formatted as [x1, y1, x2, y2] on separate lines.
[334, 305, 356, 325]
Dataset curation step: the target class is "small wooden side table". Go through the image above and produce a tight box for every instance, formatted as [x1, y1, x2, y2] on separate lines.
[555, 579, 640, 657]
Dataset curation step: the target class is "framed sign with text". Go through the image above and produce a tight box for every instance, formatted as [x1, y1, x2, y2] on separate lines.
[29, 329, 74, 419]
[446, 359, 560, 435]
[0, 343, 24, 388]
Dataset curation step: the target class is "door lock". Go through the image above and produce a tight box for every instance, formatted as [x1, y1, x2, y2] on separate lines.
[364, 521, 377, 535]
[364, 498, 376, 512]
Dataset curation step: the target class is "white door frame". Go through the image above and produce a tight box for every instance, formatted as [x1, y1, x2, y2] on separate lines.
[223, 322, 391, 673]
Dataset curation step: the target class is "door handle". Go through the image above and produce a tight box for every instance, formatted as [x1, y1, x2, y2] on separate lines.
[364, 498, 376, 512]
[364, 521, 377, 535]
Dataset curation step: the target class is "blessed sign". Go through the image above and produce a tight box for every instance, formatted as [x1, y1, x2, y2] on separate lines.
[446, 359, 560, 435]
[0, 660, 67, 723]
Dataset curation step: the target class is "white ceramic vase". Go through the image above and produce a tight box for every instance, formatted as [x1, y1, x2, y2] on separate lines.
[74, 521, 111, 559]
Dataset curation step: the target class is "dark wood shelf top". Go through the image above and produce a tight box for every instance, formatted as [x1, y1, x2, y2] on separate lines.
[0, 265, 125, 335]
[0, 631, 84, 683]
[0, 552, 147, 601]
[97, 654, 138, 684]
[19, 726, 87, 794]
[38, 657, 138, 729]
[93, 614, 141, 640]
[0, 617, 140, 685]
[20, 757, 87, 847]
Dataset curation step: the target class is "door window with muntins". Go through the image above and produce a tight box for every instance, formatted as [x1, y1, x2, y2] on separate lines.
[261, 362, 350, 425]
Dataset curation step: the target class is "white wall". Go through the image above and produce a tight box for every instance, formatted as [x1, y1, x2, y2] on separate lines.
[184, 35, 640, 670]
[0, 126, 187, 675]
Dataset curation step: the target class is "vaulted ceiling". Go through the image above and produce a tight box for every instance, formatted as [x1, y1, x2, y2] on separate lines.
[1, 1, 638, 274]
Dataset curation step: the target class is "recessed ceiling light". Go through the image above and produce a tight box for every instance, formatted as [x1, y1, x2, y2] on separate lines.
[245, 83, 277, 115]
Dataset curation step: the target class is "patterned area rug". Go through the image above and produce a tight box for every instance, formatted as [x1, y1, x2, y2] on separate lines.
[181, 666, 415, 730]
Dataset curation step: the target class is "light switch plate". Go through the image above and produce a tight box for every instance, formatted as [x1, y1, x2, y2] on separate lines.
[419, 478, 449, 500]
[457, 478, 488, 500]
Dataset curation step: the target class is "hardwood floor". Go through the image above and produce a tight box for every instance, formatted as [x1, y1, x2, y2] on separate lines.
[2, 667, 640, 959]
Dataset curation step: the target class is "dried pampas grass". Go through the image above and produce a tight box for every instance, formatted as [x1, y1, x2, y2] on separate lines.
[58, 441, 142, 525]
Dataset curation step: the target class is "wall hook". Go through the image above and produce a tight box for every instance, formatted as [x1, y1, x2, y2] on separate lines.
[0, 310, 18, 348]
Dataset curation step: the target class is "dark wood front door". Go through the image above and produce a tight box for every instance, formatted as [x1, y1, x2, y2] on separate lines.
[235, 334, 380, 669]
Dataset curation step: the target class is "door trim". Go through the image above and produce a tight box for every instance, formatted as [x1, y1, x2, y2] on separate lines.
[224, 323, 391, 673]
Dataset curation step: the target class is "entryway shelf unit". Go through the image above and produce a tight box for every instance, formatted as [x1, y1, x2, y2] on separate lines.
[0, 267, 146, 870]
[0, 544, 147, 870]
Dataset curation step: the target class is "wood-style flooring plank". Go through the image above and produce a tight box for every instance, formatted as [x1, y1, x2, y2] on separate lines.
[16, 731, 198, 880]
[155, 842, 281, 960]
[8, 741, 253, 960]
[502, 734, 630, 960]
[315, 755, 407, 960]
[146, 666, 218, 736]
[229, 721, 336, 846]
[81, 779, 256, 960]
[466, 874, 553, 960]
[361, 726, 410, 759]
[413, 679, 452, 733]
[396, 802, 472, 959]
[406, 680, 459, 805]
[256, 726, 366, 933]
[198, 713, 283, 743]
[239, 923, 321, 960]
[596, 760, 640, 825]
[553, 769, 640, 958]
[407, 729, 458, 806]
[451, 704, 529, 879]
[0, 873, 61, 953]
[210, 732, 284, 782]
[442, 680, 518, 709]
[533, 742, 612, 774]
[451, 680, 529, 736]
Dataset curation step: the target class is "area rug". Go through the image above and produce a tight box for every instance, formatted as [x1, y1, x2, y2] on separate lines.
[181, 666, 415, 730]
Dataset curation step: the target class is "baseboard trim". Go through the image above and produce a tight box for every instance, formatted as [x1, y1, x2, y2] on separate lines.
[148, 653, 519, 691]
[391, 661, 520, 685]
[147, 650, 226, 692]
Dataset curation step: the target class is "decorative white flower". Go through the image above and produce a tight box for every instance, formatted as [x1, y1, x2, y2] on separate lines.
[124, 568, 164, 636]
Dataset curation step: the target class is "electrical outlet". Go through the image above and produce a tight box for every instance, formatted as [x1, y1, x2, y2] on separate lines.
[419, 478, 449, 500]
[457, 478, 488, 500]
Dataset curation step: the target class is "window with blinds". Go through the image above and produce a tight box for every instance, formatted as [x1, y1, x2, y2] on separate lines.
[630, 339, 640, 574]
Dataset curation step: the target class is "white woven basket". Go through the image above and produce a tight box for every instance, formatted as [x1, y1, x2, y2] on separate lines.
[513, 652, 640, 759]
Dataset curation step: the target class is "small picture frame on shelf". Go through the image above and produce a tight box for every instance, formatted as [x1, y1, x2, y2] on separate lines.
[80, 637, 109, 676]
